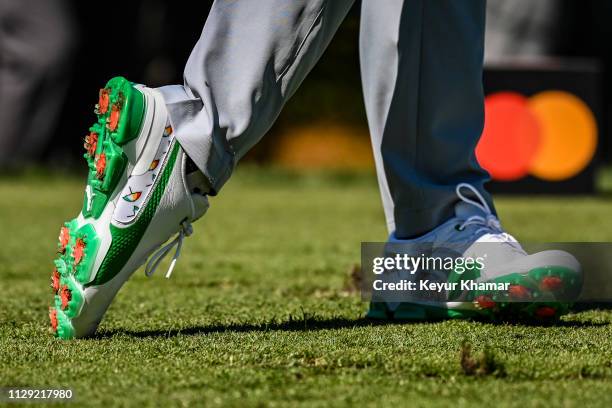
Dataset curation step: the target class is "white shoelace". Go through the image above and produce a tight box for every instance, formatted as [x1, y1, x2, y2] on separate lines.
[145, 220, 193, 279]
[455, 183, 519, 247]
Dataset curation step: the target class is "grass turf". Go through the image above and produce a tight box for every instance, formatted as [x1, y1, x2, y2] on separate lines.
[1, 167, 611, 407]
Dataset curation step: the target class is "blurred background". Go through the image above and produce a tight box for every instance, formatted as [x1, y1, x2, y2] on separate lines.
[2, 0, 612, 194]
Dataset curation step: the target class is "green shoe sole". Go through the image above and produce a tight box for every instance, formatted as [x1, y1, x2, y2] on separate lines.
[367, 266, 581, 322]
[49, 77, 144, 339]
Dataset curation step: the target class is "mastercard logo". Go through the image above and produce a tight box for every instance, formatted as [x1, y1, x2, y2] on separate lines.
[476, 90, 598, 181]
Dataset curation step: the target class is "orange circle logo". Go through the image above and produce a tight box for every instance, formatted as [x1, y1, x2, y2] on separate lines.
[476, 91, 597, 181]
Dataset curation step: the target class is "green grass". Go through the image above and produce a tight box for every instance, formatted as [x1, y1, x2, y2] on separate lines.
[1, 167, 611, 407]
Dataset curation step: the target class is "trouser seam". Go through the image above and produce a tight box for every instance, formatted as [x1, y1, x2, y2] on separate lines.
[276, 1, 328, 82]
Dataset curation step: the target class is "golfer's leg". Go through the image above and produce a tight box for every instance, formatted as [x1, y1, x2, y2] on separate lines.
[158, 0, 354, 193]
[360, 0, 492, 238]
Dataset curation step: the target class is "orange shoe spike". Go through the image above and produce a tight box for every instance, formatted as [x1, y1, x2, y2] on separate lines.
[58, 226, 70, 253]
[84, 132, 98, 157]
[51, 269, 61, 293]
[540, 276, 563, 291]
[97, 88, 110, 114]
[49, 308, 58, 333]
[508, 284, 530, 300]
[535, 306, 556, 318]
[73, 238, 86, 265]
[475, 295, 496, 309]
[95, 153, 107, 179]
[59, 285, 72, 310]
[108, 103, 121, 131]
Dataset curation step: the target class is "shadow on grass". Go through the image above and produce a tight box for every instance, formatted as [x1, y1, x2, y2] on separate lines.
[96, 314, 608, 339]
[98, 317, 385, 339]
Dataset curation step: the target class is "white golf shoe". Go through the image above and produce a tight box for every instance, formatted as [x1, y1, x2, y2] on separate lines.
[49, 77, 208, 339]
[367, 183, 582, 321]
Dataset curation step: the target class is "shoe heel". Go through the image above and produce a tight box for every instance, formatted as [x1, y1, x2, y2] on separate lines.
[100, 76, 145, 145]
[82, 77, 144, 219]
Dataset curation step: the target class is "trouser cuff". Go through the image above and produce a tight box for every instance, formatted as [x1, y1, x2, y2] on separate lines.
[156, 85, 234, 194]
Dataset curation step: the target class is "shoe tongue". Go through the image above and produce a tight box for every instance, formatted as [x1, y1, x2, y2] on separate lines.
[454, 201, 487, 220]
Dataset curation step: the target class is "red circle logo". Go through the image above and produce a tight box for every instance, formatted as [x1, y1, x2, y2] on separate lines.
[477, 91, 598, 181]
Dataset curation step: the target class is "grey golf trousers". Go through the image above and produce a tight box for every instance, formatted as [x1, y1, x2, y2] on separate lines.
[158, 0, 494, 239]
